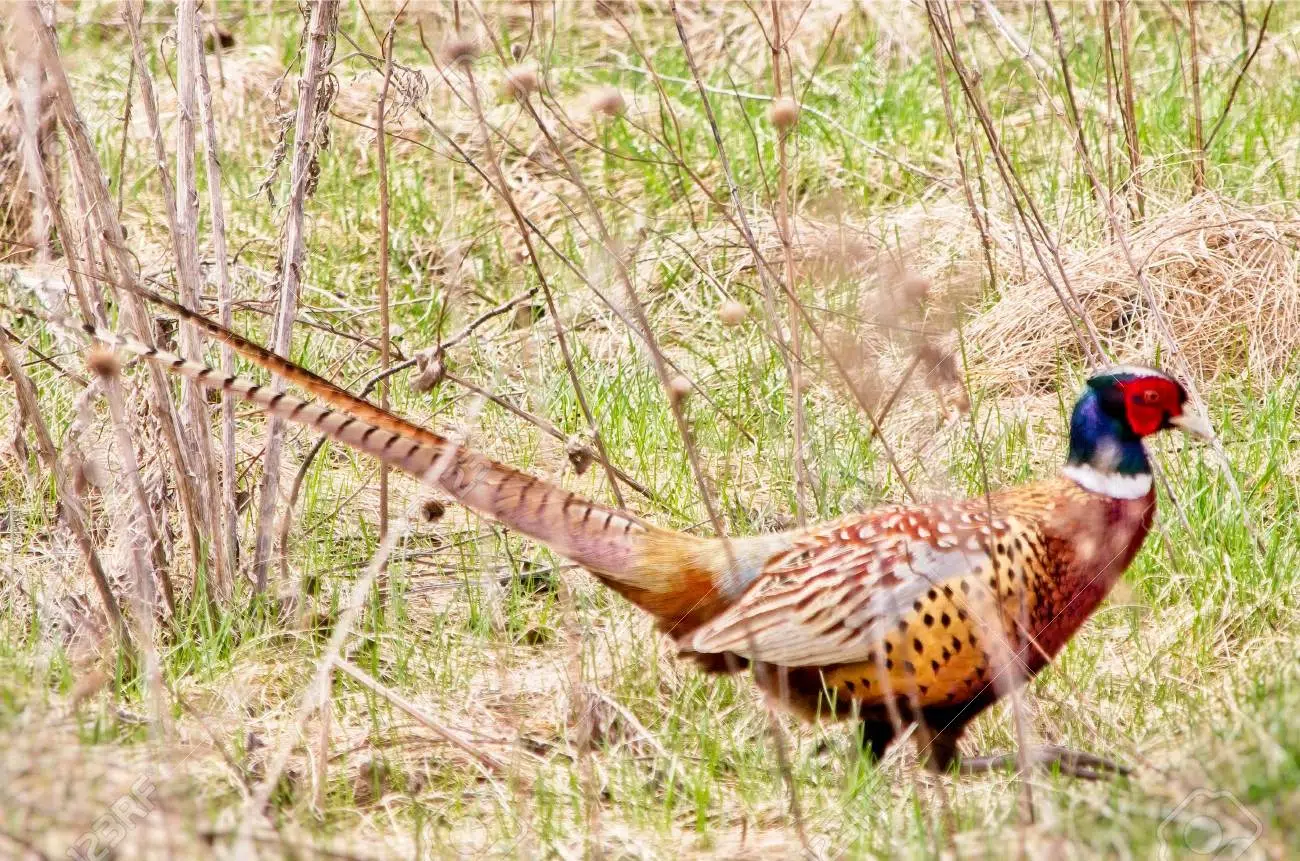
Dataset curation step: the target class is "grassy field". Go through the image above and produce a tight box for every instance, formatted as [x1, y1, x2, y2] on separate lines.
[2, 2, 1300, 858]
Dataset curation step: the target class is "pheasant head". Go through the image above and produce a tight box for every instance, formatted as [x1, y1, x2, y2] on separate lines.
[1064, 365, 1212, 498]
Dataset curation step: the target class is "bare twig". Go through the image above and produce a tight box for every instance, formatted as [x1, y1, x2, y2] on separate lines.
[1113, 0, 1146, 218]
[668, 0, 812, 517]
[929, 19, 996, 291]
[235, 497, 416, 858]
[0, 39, 91, 322]
[176, 0, 227, 592]
[495, 46, 730, 544]
[30, 2, 210, 581]
[114, 52, 135, 222]
[1185, 0, 1206, 192]
[667, 0, 918, 502]
[1206, 0, 1273, 148]
[375, 29, 758, 446]
[0, 328, 130, 652]
[768, 1, 811, 526]
[974, 0, 1108, 116]
[193, 5, 240, 577]
[606, 61, 947, 187]
[97, 351, 175, 616]
[459, 59, 630, 512]
[251, 0, 339, 593]
[234, 405, 491, 858]
[332, 657, 507, 774]
[275, 289, 548, 586]
[375, 16, 397, 545]
[94, 352, 169, 734]
[926, 0, 1105, 366]
[444, 371, 665, 510]
[1043, 1, 1112, 234]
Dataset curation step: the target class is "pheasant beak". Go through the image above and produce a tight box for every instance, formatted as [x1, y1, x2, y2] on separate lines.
[1170, 412, 1214, 440]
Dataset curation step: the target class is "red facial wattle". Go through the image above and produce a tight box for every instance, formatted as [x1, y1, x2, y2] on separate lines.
[1118, 378, 1182, 437]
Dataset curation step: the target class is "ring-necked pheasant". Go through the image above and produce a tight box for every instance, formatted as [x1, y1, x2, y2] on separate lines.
[8, 286, 1212, 777]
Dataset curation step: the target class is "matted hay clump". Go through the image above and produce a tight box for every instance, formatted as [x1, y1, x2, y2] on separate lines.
[966, 196, 1300, 392]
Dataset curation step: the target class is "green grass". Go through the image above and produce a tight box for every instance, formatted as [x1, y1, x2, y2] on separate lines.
[3, 1, 1300, 858]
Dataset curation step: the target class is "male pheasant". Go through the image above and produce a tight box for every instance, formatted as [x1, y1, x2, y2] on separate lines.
[10, 287, 1211, 777]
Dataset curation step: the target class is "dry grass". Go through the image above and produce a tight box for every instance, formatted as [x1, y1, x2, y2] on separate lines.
[966, 194, 1300, 392]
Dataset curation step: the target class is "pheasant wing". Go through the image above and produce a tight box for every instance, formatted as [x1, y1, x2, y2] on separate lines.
[685, 513, 992, 667]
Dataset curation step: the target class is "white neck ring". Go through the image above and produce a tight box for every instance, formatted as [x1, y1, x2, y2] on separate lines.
[1062, 464, 1153, 499]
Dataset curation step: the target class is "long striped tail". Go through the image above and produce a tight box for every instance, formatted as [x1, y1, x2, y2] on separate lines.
[2, 295, 772, 635]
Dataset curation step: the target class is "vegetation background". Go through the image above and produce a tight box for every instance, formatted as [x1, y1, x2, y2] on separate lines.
[1, 1, 1298, 858]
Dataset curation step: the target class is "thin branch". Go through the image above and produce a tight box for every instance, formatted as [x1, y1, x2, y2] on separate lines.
[30, 2, 210, 582]
[251, 0, 339, 593]
[193, 4, 240, 578]
[370, 28, 757, 446]
[1113, 0, 1146, 218]
[97, 353, 175, 616]
[605, 61, 947, 186]
[1185, 0, 1206, 192]
[668, 0, 918, 501]
[503, 54, 729, 542]
[375, 12, 399, 545]
[926, 0, 1105, 367]
[333, 657, 507, 774]
[0, 329, 131, 652]
[234, 399, 507, 856]
[444, 371, 667, 511]
[974, 0, 1109, 115]
[176, 0, 227, 591]
[1206, 0, 1273, 148]
[459, 61, 630, 511]
[929, 17, 997, 292]
[768, 0, 811, 525]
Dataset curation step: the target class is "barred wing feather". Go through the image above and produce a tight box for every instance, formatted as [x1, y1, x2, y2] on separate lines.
[685, 514, 993, 667]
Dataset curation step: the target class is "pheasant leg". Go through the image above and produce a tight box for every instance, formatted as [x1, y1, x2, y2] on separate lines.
[860, 720, 898, 762]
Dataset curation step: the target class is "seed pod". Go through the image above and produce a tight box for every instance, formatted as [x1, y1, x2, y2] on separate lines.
[442, 37, 478, 68]
[86, 345, 122, 379]
[668, 375, 692, 403]
[411, 348, 446, 393]
[590, 86, 626, 117]
[767, 97, 799, 131]
[421, 499, 447, 523]
[566, 435, 595, 476]
[897, 274, 931, 307]
[504, 63, 540, 99]
[718, 299, 748, 326]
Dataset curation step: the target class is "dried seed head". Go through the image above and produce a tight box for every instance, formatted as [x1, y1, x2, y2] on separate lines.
[767, 97, 800, 131]
[421, 498, 446, 522]
[204, 26, 236, 52]
[897, 274, 931, 306]
[78, 457, 110, 490]
[565, 435, 595, 476]
[718, 299, 748, 326]
[504, 63, 540, 99]
[667, 375, 692, 402]
[411, 347, 446, 393]
[590, 85, 626, 117]
[511, 303, 542, 329]
[442, 36, 478, 68]
[86, 345, 122, 379]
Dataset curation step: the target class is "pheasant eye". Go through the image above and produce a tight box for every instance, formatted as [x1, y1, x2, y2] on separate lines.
[1140, 389, 1162, 405]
